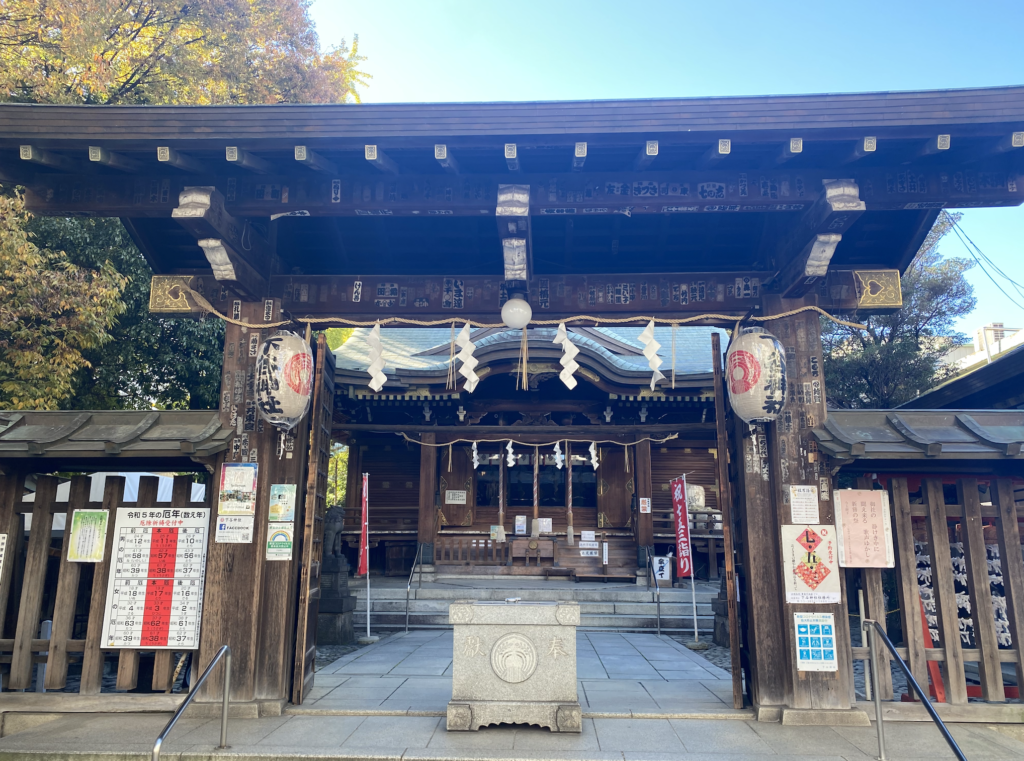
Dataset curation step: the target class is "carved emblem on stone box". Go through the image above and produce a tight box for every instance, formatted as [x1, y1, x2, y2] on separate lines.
[490, 633, 537, 683]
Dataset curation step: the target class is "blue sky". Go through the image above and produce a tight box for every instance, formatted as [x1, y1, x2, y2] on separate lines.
[310, 0, 1024, 336]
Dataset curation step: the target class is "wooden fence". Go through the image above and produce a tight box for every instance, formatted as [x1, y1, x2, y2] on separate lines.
[0, 472, 209, 694]
[852, 477, 1024, 705]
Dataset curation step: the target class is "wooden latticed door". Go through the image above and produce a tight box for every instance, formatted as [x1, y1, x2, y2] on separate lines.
[292, 333, 336, 704]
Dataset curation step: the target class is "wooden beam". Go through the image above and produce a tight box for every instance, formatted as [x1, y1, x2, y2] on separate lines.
[170, 186, 270, 299]
[770, 179, 865, 297]
[631, 140, 659, 171]
[698, 139, 731, 167]
[711, 332, 745, 710]
[80, 476, 123, 695]
[19, 145, 78, 172]
[365, 144, 399, 174]
[773, 137, 804, 165]
[294, 145, 338, 174]
[87, 146, 142, 172]
[992, 479, 1024, 692]
[496, 183, 531, 282]
[44, 476, 88, 690]
[572, 142, 587, 172]
[504, 143, 520, 172]
[957, 478, 1005, 701]
[843, 136, 877, 164]
[889, 477, 930, 692]
[157, 146, 204, 173]
[435, 144, 460, 174]
[226, 146, 272, 174]
[922, 477, 968, 704]
[917, 134, 951, 158]
[18, 165, 1024, 217]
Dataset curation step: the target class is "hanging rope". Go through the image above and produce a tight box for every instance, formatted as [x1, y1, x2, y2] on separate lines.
[177, 284, 868, 331]
[398, 432, 678, 448]
[445, 321, 457, 390]
[516, 326, 529, 391]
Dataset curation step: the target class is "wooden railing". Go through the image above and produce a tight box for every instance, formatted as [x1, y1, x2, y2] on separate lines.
[434, 537, 509, 565]
[851, 477, 1024, 705]
[0, 472, 208, 694]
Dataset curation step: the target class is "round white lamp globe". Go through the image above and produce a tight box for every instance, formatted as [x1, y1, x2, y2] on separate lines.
[501, 294, 533, 329]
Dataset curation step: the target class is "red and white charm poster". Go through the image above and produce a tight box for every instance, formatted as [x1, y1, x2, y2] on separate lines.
[834, 489, 895, 568]
[670, 476, 693, 577]
[101, 506, 210, 649]
[781, 524, 841, 604]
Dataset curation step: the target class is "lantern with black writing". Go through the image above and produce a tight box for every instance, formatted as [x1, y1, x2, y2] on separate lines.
[255, 331, 314, 431]
[725, 327, 787, 424]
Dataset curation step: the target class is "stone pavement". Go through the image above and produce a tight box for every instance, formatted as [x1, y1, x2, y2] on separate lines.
[0, 709, 1022, 760]
[298, 629, 741, 717]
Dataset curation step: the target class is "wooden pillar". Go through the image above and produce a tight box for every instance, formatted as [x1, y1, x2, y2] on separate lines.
[856, 475, 893, 700]
[196, 297, 310, 705]
[762, 294, 854, 713]
[533, 445, 540, 525]
[564, 442, 573, 542]
[734, 415, 790, 712]
[418, 432, 437, 560]
[635, 437, 653, 548]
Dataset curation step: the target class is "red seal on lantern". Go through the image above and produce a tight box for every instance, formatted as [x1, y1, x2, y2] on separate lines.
[727, 349, 761, 395]
[284, 352, 313, 396]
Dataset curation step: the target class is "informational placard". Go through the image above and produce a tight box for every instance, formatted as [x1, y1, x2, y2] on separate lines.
[489, 525, 506, 542]
[0, 533, 7, 581]
[794, 612, 838, 672]
[101, 506, 210, 649]
[580, 530, 596, 542]
[537, 518, 553, 533]
[445, 489, 467, 505]
[781, 525, 841, 603]
[834, 489, 895, 568]
[218, 462, 258, 515]
[67, 509, 109, 562]
[266, 522, 294, 560]
[268, 484, 297, 522]
[652, 556, 672, 581]
[789, 484, 820, 524]
[578, 541, 599, 549]
[639, 497, 651, 514]
[670, 476, 693, 576]
[580, 549, 599, 557]
[602, 542, 609, 565]
[216, 515, 255, 544]
[515, 515, 527, 535]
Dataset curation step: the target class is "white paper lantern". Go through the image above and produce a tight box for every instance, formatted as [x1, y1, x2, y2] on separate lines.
[255, 331, 314, 430]
[725, 327, 787, 423]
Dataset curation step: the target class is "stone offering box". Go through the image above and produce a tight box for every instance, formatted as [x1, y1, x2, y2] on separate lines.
[447, 600, 582, 732]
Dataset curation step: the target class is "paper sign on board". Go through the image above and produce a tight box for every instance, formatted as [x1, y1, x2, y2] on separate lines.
[266, 522, 294, 560]
[781, 524, 841, 603]
[794, 612, 838, 671]
[216, 515, 255, 544]
[581, 530, 596, 542]
[639, 497, 651, 514]
[268, 484, 297, 522]
[515, 515, 527, 535]
[445, 490, 467, 504]
[789, 484, 820, 523]
[538, 518, 553, 533]
[67, 509, 109, 562]
[834, 489, 895, 568]
[218, 463, 258, 515]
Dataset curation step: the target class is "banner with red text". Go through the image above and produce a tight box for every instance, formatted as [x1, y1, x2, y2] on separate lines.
[670, 476, 692, 577]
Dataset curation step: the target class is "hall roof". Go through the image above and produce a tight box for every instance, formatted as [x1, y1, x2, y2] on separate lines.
[812, 410, 1024, 461]
[333, 326, 726, 391]
[900, 343, 1024, 410]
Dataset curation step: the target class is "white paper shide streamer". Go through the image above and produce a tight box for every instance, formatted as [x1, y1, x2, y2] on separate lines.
[366, 323, 387, 392]
[588, 442, 599, 470]
[553, 442, 564, 469]
[455, 322, 480, 392]
[506, 440, 515, 467]
[552, 323, 580, 389]
[472, 441, 480, 470]
[638, 320, 665, 391]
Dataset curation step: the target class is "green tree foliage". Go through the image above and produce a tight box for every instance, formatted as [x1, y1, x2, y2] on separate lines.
[0, 191, 126, 409]
[326, 443, 349, 507]
[822, 212, 976, 409]
[325, 328, 354, 351]
[0, 1, 367, 410]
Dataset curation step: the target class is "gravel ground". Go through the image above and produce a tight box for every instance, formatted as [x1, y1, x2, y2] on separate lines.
[315, 643, 365, 671]
[668, 636, 734, 672]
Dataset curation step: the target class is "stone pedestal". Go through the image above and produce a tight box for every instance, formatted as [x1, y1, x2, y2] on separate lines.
[317, 553, 356, 645]
[447, 600, 581, 732]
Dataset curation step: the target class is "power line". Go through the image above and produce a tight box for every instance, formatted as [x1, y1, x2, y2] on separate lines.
[949, 219, 1024, 312]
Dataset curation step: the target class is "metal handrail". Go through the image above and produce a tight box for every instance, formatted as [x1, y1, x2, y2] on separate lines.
[645, 547, 661, 636]
[863, 619, 967, 761]
[152, 645, 231, 761]
[405, 542, 425, 632]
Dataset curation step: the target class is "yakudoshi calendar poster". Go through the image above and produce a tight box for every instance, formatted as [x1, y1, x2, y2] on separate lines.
[834, 489, 895, 568]
[101, 506, 210, 650]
